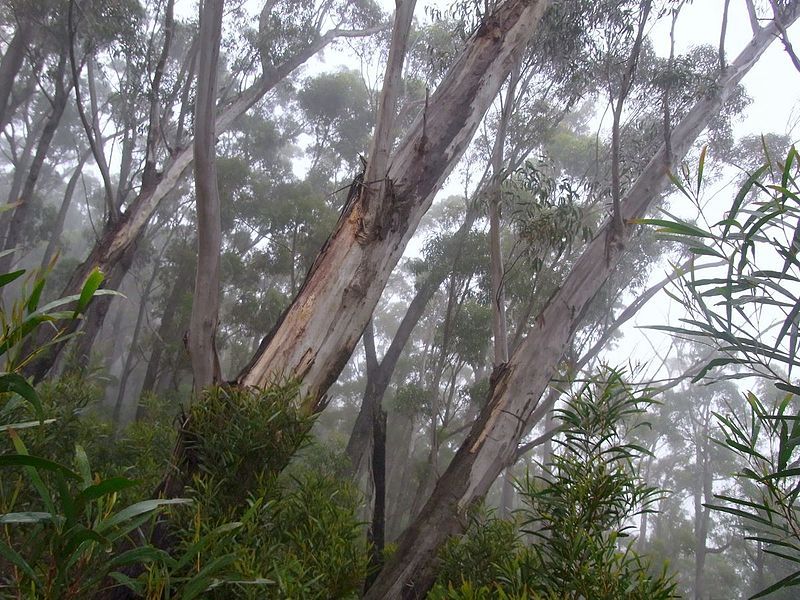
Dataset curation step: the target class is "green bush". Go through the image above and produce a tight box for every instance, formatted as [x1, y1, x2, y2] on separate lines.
[430, 368, 677, 600]
[0, 267, 368, 598]
[159, 384, 368, 599]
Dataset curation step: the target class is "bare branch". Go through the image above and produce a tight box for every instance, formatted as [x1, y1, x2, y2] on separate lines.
[361, 0, 417, 239]
[719, 0, 731, 67]
[68, 0, 117, 222]
[768, 0, 800, 73]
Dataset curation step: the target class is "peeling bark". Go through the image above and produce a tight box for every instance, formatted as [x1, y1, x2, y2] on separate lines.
[238, 0, 549, 410]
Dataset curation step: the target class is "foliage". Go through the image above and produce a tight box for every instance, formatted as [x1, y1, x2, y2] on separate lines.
[166, 384, 368, 599]
[184, 383, 312, 509]
[504, 158, 594, 272]
[430, 368, 677, 599]
[0, 434, 188, 599]
[0, 266, 188, 599]
[651, 146, 800, 597]
[0, 267, 367, 598]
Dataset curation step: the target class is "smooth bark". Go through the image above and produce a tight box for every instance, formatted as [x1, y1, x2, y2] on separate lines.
[188, 0, 224, 389]
[112, 264, 160, 430]
[361, 0, 416, 236]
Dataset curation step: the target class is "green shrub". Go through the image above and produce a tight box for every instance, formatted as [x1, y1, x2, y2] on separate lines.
[147, 384, 368, 599]
[431, 368, 678, 600]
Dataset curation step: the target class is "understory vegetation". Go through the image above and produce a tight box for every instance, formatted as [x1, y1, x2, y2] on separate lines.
[3, 0, 800, 597]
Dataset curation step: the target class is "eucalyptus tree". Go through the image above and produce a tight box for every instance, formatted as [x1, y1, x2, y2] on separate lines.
[22, 0, 386, 381]
[366, 6, 800, 596]
[187, 0, 225, 389]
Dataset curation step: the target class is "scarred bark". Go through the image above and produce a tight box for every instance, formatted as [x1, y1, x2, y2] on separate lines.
[238, 0, 550, 408]
[365, 13, 796, 598]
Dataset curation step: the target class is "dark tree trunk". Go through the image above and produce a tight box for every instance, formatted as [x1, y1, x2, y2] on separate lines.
[0, 54, 69, 272]
[0, 19, 32, 129]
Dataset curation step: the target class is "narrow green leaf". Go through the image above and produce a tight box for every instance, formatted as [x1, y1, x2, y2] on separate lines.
[26, 277, 46, 314]
[750, 567, 800, 598]
[75, 477, 139, 510]
[697, 145, 707, 195]
[0, 373, 43, 421]
[0, 269, 25, 289]
[97, 498, 190, 533]
[635, 218, 713, 238]
[0, 453, 80, 480]
[0, 511, 53, 523]
[74, 444, 92, 489]
[0, 538, 40, 584]
[8, 433, 56, 515]
[724, 164, 768, 238]
[74, 268, 104, 318]
[0, 418, 56, 432]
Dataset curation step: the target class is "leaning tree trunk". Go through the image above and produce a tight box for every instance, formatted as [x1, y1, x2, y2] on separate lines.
[364, 14, 795, 598]
[238, 0, 549, 407]
[0, 19, 32, 129]
[0, 54, 69, 274]
[153, 0, 549, 505]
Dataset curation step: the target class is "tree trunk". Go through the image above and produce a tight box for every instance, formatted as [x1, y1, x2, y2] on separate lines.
[0, 19, 32, 129]
[40, 150, 91, 272]
[361, 0, 416, 235]
[694, 418, 712, 600]
[0, 54, 69, 273]
[187, 0, 224, 389]
[237, 0, 549, 408]
[346, 206, 479, 471]
[138, 259, 193, 404]
[364, 17, 791, 599]
[112, 264, 159, 431]
[386, 410, 416, 539]
[488, 58, 519, 367]
[68, 242, 137, 371]
[22, 24, 383, 381]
